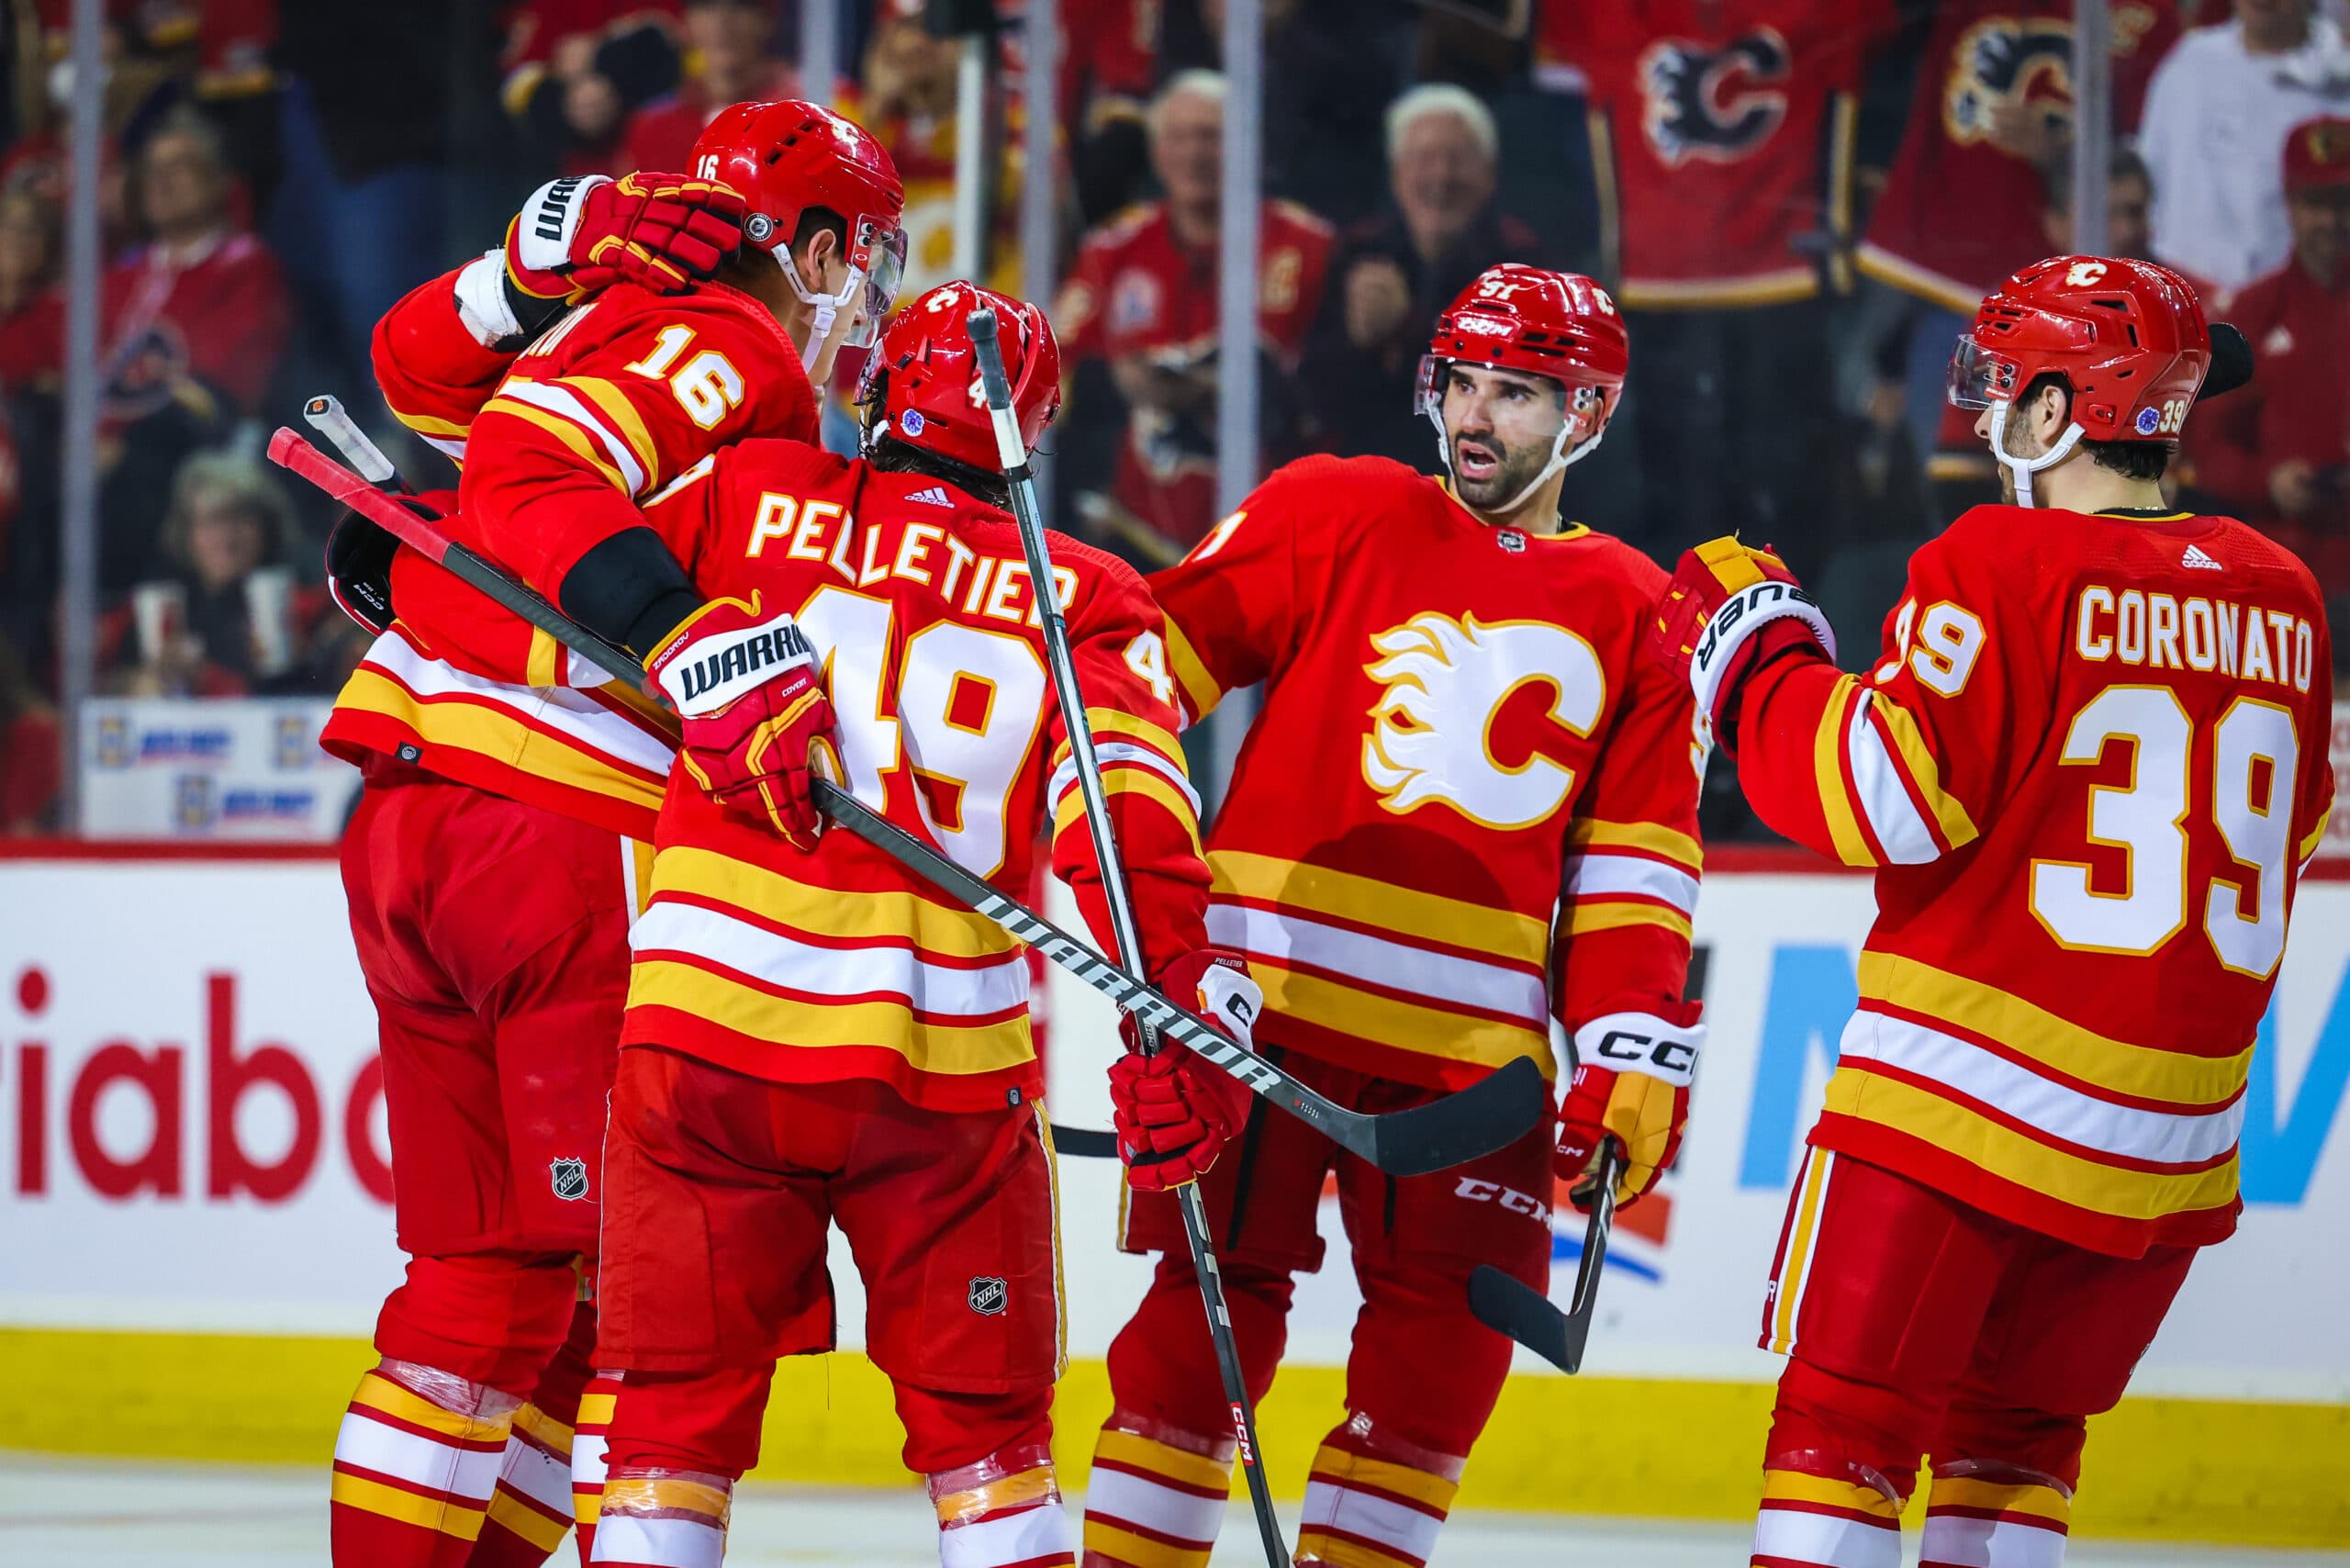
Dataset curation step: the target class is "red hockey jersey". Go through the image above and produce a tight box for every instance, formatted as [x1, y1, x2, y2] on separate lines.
[621, 440, 1208, 1111]
[1545, 0, 1886, 308]
[1152, 455, 1704, 1092]
[1856, 0, 2183, 311]
[322, 266, 818, 842]
[1733, 504, 2334, 1257]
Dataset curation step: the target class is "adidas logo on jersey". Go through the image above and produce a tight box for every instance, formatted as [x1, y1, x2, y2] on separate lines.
[908, 486, 954, 508]
[2182, 544, 2222, 571]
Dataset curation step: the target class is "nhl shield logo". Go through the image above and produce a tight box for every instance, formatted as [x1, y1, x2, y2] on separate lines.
[968, 1276, 1009, 1316]
[549, 1158, 590, 1202]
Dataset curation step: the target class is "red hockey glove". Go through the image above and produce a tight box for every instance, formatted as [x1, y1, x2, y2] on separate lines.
[1111, 947, 1261, 1191]
[504, 171, 746, 304]
[1651, 537, 1835, 754]
[647, 595, 838, 852]
[1555, 1002, 1705, 1212]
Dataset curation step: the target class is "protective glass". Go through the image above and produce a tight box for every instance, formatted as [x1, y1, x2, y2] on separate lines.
[848, 226, 910, 349]
[1946, 336, 2020, 410]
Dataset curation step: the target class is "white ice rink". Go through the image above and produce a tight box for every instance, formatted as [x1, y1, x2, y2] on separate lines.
[4, 1458, 2343, 1567]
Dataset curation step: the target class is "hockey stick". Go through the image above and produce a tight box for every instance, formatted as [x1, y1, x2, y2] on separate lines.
[1468, 1139, 1624, 1374]
[968, 309, 1287, 1568]
[268, 427, 1544, 1178]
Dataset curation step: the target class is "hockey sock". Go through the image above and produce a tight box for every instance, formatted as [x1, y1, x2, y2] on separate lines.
[1080, 1416, 1237, 1568]
[465, 1290, 601, 1566]
[331, 1360, 525, 1567]
[931, 1440, 1076, 1568]
[1751, 1452, 1906, 1568]
[1292, 1416, 1464, 1568]
[1920, 1461, 2073, 1567]
[588, 1468, 731, 1567]
[571, 1371, 623, 1560]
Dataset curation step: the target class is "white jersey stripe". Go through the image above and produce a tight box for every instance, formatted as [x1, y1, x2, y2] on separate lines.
[1049, 743, 1201, 818]
[364, 630, 677, 776]
[1561, 851, 1700, 915]
[495, 1432, 576, 1518]
[1300, 1478, 1446, 1564]
[1080, 1468, 1224, 1547]
[589, 1512, 724, 1568]
[938, 1498, 1075, 1568]
[1205, 902, 1548, 1025]
[630, 900, 1032, 1018]
[1751, 1499, 1901, 1568]
[1841, 1012, 2246, 1166]
[333, 1412, 504, 1503]
[1919, 1509, 2069, 1568]
[1847, 689, 1941, 865]
[498, 381, 649, 495]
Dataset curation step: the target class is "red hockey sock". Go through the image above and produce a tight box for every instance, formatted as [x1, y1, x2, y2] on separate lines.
[570, 1370, 623, 1561]
[330, 1361, 521, 1567]
[469, 1301, 601, 1566]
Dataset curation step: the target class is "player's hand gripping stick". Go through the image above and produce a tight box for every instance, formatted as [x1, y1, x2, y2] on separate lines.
[966, 309, 1290, 1568]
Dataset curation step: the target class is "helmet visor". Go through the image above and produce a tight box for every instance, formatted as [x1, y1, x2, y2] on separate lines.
[847, 226, 909, 349]
[1947, 336, 2020, 410]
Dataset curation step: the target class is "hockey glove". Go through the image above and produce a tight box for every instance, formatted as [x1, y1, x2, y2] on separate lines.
[464, 172, 746, 346]
[647, 594, 839, 852]
[1651, 537, 1835, 754]
[1555, 1002, 1705, 1211]
[1111, 946, 1261, 1191]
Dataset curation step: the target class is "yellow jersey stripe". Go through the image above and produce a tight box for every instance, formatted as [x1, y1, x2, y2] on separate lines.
[388, 409, 471, 441]
[1867, 693, 1980, 850]
[1249, 960, 1553, 1076]
[353, 1372, 513, 1444]
[1859, 952, 2254, 1106]
[628, 959, 1033, 1073]
[479, 397, 629, 492]
[511, 1402, 574, 1455]
[559, 375, 663, 488]
[1082, 1520, 1214, 1568]
[1814, 677, 1876, 867]
[1564, 817, 1703, 874]
[2299, 813, 2329, 863]
[1162, 617, 1224, 722]
[1053, 709, 1187, 772]
[1769, 1150, 1833, 1353]
[524, 626, 564, 689]
[652, 846, 1017, 960]
[1054, 769, 1203, 853]
[1928, 1475, 2072, 1524]
[1211, 850, 1549, 966]
[1823, 1068, 2240, 1220]
[1560, 902, 1693, 942]
[1289, 1529, 1423, 1568]
[340, 669, 667, 807]
[486, 1489, 570, 1551]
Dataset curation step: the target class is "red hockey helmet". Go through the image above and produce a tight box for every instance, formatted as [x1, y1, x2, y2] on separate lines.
[1417, 264, 1629, 508]
[856, 281, 1063, 475]
[691, 100, 909, 351]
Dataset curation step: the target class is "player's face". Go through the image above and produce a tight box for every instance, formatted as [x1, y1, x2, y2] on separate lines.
[2288, 186, 2350, 285]
[1149, 90, 1224, 208]
[1442, 364, 1566, 510]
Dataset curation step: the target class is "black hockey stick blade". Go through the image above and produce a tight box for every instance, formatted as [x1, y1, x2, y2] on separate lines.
[1469, 1142, 1624, 1373]
[813, 778, 1547, 1176]
[1050, 1124, 1119, 1159]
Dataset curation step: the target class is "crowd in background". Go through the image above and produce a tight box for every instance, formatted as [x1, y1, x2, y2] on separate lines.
[0, 0, 2344, 839]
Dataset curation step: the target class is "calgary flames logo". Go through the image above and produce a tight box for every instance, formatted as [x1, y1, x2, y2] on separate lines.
[1944, 17, 2074, 149]
[1639, 29, 1791, 166]
[1361, 613, 1605, 830]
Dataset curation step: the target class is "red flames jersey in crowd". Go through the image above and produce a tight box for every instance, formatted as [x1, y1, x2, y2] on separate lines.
[619, 63, 801, 174]
[324, 266, 816, 841]
[621, 438, 1208, 1111]
[95, 231, 290, 420]
[1732, 504, 2333, 1257]
[1542, 0, 1886, 308]
[1858, 0, 2184, 311]
[1056, 200, 1333, 548]
[1151, 454, 1704, 1092]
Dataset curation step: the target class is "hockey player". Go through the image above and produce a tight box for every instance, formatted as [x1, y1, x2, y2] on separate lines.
[571, 282, 1258, 1568]
[325, 104, 905, 1568]
[1651, 256, 2333, 1568]
[1082, 265, 1707, 1568]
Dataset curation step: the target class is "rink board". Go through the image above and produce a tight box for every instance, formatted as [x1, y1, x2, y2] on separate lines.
[0, 850, 2345, 1546]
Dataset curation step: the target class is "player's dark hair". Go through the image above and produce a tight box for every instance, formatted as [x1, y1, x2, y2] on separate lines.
[790, 204, 848, 255]
[2019, 371, 2171, 482]
[866, 431, 1012, 510]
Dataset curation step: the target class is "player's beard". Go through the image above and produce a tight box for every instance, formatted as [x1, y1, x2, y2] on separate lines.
[1992, 409, 2048, 506]
[1450, 430, 1552, 513]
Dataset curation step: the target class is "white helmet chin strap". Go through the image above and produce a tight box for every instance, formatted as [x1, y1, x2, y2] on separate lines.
[1988, 400, 2085, 507]
[1425, 402, 1606, 521]
[772, 245, 867, 372]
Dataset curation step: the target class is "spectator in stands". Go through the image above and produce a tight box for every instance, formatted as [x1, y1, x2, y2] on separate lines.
[500, 0, 684, 175]
[0, 639, 58, 834]
[0, 188, 62, 394]
[2041, 146, 2157, 261]
[107, 106, 290, 420]
[845, 0, 995, 301]
[619, 0, 797, 174]
[1299, 84, 1541, 470]
[1054, 70, 1333, 561]
[1047, 0, 1163, 227]
[2142, 0, 2350, 296]
[2188, 116, 2350, 622]
[109, 454, 326, 698]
